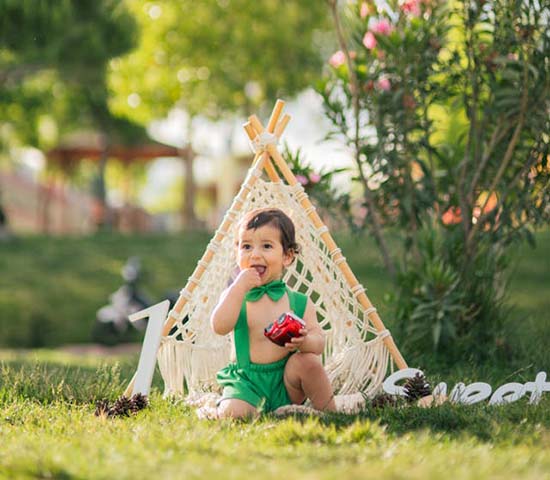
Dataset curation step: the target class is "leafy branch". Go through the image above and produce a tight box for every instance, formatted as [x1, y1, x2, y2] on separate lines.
[327, 0, 397, 280]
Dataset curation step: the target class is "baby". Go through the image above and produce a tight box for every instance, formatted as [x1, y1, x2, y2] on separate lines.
[211, 208, 336, 418]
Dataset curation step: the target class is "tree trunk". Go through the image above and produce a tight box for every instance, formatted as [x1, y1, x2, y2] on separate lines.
[180, 147, 202, 230]
[0, 195, 10, 240]
[40, 175, 54, 234]
[178, 115, 204, 231]
[93, 133, 112, 230]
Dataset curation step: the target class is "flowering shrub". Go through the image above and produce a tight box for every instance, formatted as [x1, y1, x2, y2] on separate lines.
[321, 0, 550, 360]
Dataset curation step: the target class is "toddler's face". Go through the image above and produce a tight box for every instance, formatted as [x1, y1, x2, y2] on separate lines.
[237, 223, 293, 285]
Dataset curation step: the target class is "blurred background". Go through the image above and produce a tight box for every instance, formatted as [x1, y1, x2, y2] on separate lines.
[0, 0, 347, 349]
[1, 0, 548, 374]
[0, 0, 340, 236]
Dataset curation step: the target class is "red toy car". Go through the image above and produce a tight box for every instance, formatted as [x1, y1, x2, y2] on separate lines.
[264, 312, 305, 347]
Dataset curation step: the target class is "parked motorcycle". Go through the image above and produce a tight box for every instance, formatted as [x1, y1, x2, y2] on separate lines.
[92, 257, 178, 345]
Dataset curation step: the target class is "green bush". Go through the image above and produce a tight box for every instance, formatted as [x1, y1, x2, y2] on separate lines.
[320, 0, 550, 359]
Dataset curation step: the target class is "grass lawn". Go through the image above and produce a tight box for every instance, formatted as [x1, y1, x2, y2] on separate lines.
[1, 350, 550, 479]
[1, 229, 549, 352]
[0, 229, 549, 478]
[0, 231, 212, 347]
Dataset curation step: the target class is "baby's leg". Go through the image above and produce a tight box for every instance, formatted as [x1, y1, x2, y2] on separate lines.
[217, 398, 258, 419]
[283, 353, 336, 412]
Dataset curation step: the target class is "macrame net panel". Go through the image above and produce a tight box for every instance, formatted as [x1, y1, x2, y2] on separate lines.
[158, 167, 394, 398]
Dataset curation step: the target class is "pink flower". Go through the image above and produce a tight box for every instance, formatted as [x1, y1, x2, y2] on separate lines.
[363, 31, 377, 50]
[360, 2, 370, 18]
[376, 76, 391, 91]
[309, 172, 321, 184]
[371, 19, 392, 35]
[296, 174, 309, 186]
[329, 50, 346, 68]
[401, 0, 421, 16]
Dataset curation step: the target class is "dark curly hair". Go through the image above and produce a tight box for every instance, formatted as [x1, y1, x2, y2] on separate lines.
[239, 208, 300, 256]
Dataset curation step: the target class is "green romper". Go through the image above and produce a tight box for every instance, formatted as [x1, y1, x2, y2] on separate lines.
[216, 287, 307, 413]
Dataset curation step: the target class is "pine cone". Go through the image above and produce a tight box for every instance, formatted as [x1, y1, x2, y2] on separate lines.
[110, 395, 133, 417]
[94, 399, 111, 417]
[370, 392, 399, 409]
[403, 372, 432, 403]
[130, 393, 148, 413]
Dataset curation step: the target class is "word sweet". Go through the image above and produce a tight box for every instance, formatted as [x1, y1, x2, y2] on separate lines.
[383, 368, 550, 405]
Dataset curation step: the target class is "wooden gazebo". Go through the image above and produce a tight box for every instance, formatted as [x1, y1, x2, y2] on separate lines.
[46, 133, 196, 232]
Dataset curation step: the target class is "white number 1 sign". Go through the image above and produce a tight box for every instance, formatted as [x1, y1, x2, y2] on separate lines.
[128, 300, 170, 396]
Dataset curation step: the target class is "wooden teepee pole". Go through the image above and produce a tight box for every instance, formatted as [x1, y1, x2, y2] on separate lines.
[160, 102, 287, 338]
[123, 102, 288, 396]
[243, 99, 289, 183]
[245, 110, 290, 182]
[123, 152, 269, 396]
[244, 123, 279, 182]
[265, 125, 408, 370]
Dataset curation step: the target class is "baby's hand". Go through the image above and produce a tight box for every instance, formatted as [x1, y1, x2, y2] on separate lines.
[234, 267, 262, 293]
[284, 328, 308, 352]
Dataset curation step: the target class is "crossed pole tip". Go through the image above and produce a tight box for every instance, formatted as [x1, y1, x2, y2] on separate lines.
[243, 99, 291, 142]
[242, 99, 290, 183]
[266, 99, 285, 132]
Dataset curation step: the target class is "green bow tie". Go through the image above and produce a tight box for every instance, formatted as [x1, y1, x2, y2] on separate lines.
[245, 280, 286, 302]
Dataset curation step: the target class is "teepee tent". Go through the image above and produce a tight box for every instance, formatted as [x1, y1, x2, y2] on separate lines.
[125, 100, 407, 401]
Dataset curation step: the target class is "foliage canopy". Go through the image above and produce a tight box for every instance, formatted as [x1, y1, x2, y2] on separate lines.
[0, 0, 140, 150]
[108, 0, 331, 122]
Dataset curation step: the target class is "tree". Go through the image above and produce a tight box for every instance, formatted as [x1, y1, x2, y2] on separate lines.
[0, 0, 139, 228]
[0, 0, 137, 136]
[108, 0, 331, 227]
[320, 0, 549, 360]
